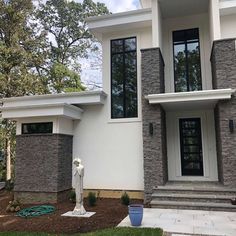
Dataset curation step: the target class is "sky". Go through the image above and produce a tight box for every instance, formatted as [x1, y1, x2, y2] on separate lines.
[76, 0, 140, 13]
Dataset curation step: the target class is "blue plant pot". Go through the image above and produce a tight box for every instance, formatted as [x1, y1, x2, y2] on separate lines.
[128, 204, 143, 226]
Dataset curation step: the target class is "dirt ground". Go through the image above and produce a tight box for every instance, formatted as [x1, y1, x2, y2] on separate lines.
[0, 190, 142, 234]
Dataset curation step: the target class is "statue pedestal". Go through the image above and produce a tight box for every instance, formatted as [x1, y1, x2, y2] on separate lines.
[73, 204, 86, 215]
[61, 211, 96, 218]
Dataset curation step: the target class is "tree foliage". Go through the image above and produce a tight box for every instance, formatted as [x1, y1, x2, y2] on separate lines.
[36, 0, 109, 92]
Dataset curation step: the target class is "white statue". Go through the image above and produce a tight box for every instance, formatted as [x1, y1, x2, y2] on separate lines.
[72, 158, 86, 215]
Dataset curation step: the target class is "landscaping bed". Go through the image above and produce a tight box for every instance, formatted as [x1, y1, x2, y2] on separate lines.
[0, 190, 142, 234]
[0, 227, 163, 236]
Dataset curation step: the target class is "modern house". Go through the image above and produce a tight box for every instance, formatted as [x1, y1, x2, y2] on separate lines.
[1, 0, 236, 210]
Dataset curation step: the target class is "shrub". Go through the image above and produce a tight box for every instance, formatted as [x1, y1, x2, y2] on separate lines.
[69, 189, 76, 203]
[6, 199, 21, 212]
[121, 192, 130, 206]
[88, 192, 97, 206]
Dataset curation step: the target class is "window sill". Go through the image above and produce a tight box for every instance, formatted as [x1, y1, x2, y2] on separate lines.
[108, 117, 142, 124]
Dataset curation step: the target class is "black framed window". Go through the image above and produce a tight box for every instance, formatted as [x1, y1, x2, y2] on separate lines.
[111, 37, 137, 119]
[22, 122, 53, 134]
[173, 28, 202, 92]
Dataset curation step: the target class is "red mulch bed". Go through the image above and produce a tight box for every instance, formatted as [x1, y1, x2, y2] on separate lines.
[0, 190, 142, 234]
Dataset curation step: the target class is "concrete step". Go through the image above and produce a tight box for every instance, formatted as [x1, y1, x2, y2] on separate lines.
[154, 185, 236, 195]
[152, 193, 235, 204]
[150, 200, 236, 212]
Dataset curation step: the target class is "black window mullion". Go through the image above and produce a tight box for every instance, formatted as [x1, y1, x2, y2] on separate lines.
[122, 40, 126, 118]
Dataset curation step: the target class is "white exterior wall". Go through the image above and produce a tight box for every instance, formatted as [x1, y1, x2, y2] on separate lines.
[162, 13, 212, 93]
[73, 28, 152, 191]
[220, 14, 236, 39]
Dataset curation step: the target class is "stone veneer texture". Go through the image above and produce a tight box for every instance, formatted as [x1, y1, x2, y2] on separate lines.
[141, 48, 167, 203]
[211, 39, 236, 187]
[14, 134, 73, 202]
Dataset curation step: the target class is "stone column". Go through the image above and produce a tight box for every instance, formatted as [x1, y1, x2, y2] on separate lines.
[141, 48, 167, 203]
[14, 134, 73, 203]
[211, 39, 236, 187]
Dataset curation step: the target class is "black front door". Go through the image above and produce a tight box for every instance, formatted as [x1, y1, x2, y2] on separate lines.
[179, 118, 204, 176]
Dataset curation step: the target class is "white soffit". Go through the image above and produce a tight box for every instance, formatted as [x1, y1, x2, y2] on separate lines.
[145, 89, 235, 111]
[2, 91, 107, 108]
[220, 0, 236, 15]
[1, 103, 83, 120]
[87, 9, 152, 39]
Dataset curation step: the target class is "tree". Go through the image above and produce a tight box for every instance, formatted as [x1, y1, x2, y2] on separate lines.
[0, 0, 49, 180]
[36, 0, 109, 92]
[0, 0, 49, 98]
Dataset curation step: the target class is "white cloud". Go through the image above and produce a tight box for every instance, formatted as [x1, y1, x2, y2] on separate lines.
[75, 0, 140, 13]
[95, 0, 140, 13]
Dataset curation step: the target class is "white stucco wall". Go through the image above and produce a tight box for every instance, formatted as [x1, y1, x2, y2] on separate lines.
[220, 14, 236, 39]
[73, 28, 152, 191]
[162, 13, 212, 93]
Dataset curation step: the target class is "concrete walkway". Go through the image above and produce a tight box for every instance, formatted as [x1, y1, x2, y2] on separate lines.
[118, 208, 236, 236]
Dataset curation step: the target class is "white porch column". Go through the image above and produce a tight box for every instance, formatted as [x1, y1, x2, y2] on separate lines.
[152, 0, 162, 49]
[209, 0, 221, 42]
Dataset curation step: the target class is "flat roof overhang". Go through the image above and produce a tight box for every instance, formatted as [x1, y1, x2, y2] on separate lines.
[1, 103, 83, 120]
[145, 89, 235, 111]
[87, 8, 152, 40]
[220, 0, 236, 16]
[0, 90, 107, 120]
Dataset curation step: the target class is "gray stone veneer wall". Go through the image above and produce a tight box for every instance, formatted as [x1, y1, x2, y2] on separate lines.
[211, 39, 236, 187]
[14, 134, 73, 203]
[141, 48, 167, 203]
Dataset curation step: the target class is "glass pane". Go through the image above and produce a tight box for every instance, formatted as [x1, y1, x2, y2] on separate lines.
[173, 28, 202, 92]
[184, 145, 200, 153]
[22, 123, 53, 134]
[187, 42, 202, 91]
[174, 44, 187, 92]
[183, 137, 199, 145]
[186, 28, 199, 42]
[125, 52, 137, 117]
[184, 162, 200, 170]
[182, 129, 197, 136]
[184, 154, 200, 161]
[182, 120, 197, 128]
[111, 39, 123, 53]
[124, 38, 136, 52]
[111, 54, 124, 118]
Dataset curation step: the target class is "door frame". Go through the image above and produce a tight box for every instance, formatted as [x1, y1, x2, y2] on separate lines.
[166, 110, 218, 181]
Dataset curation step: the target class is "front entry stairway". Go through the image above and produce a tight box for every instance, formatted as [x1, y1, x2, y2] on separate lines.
[151, 181, 236, 211]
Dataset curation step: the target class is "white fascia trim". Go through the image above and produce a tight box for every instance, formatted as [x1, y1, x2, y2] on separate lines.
[2, 91, 107, 108]
[220, 0, 236, 15]
[87, 8, 152, 23]
[87, 8, 152, 32]
[145, 89, 235, 104]
[1, 103, 83, 120]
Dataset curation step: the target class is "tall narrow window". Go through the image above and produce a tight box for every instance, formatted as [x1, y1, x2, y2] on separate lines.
[111, 37, 137, 119]
[173, 28, 202, 92]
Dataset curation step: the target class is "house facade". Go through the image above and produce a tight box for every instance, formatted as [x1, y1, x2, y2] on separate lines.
[1, 0, 236, 206]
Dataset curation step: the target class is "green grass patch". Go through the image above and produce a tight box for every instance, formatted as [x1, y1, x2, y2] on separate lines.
[83, 227, 163, 236]
[0, 227, 163, 236]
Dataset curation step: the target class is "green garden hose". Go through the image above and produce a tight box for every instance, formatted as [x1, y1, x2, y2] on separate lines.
[16, 205, 55, 218]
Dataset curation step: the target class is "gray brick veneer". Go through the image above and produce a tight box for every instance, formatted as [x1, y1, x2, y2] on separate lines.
[14, 134, 73, 203]
[211, 39, 236, 187]
[141, 48, 167, 203]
